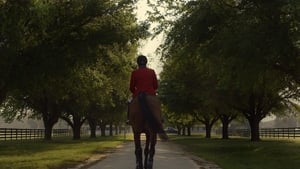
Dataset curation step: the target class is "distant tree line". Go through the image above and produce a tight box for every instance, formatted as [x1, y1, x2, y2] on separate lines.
[0, 0, 149, 140]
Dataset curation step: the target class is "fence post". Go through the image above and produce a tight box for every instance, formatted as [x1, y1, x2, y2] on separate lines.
[4, 128, 7, 141]
[294, 128, 296, 139]
[10, 128, 12, 140]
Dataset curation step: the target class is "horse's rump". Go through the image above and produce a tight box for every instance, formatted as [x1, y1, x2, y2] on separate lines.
[129, 94, 167, 169]
[129, 94, 161, 133]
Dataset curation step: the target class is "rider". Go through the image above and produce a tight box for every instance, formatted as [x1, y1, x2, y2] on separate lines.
[128, 55, 168, 140]
[129, 55, 158, 98]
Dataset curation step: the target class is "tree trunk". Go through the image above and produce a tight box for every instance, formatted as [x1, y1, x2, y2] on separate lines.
[100, 123, 106, 136]
[73, 124, 81, 140]
[220, 117, 230, 139]
[243, 94, 265, 141]
[187, 126, 191, 136]
[109, 123, 113, 136]
[220, 114, 236, 139]
[205, 123, 212, 138]
[182, 127, 186, 136]
[41, 96, 60, 140]
[202, 118, 219, 139]
[44, 121, 54, 140]
[72, 115, 83, 140]
[88, 118, 97, 138]
[42, 112, 59, 140]
[195, 113, 219, 139]
[222, 122, 229, 139]
[115, 125, 118, 135]
[248, 117, 261, 141]
[177, 125, 181, 135]
[90, 126, 96, 138]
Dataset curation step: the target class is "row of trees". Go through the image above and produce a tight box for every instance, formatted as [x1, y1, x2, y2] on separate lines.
[153, 0, 300, 141]
[0, 0, 148, 140]
[4, 0, 300, 142]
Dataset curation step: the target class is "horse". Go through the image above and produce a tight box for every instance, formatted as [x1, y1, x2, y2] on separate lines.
[128, 92, 168, 169]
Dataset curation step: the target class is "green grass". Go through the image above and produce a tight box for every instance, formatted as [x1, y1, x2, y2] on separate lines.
[171, 135, 300, 169]
[0, 136, 126, 169]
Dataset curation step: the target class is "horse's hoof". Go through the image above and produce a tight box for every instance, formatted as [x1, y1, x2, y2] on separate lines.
[147, 159, 153, 169]
[136, 163, 143, 169]
[147, 164, 153, 169]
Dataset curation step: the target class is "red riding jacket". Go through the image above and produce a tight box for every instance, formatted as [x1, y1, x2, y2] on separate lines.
[130, 66, 158, 97]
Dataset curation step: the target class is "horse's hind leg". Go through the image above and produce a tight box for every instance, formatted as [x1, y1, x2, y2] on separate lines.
[134, 132, 143, 169]
[144, 132, 150, 169]
[146, 132, 157, 169]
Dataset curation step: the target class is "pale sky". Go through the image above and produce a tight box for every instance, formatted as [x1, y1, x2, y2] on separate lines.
[136, 0, 163, 75]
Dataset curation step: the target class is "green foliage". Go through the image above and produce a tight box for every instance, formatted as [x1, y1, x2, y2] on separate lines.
[156, 0, 300, 140]
[0, 0, 147, 137]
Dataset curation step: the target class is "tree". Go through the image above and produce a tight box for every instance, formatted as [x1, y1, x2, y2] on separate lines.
[0, 1, 35, 107]
[155, 0, 300, 141]
[0, 0, 147, 140]
[84, 43, 135, 138]
[159, 54, 220, 137]
[219, 110, 238, 139]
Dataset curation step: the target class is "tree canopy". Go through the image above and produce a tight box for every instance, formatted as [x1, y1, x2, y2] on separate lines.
[0, 0, 148, 140]
[156, 0, 300, 141]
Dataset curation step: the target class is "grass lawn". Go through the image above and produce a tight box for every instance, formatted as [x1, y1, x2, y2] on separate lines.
[171, 135, 300, 169]
[0, 136, 126, 169]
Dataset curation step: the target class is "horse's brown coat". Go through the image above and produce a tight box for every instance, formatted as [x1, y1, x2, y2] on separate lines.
[128, 94, 164, 169]
[129, 95, 162, 133]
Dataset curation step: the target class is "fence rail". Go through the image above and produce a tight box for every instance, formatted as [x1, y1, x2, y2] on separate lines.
[260, 127, 300, 138]
[229, 127, 300, 138]
[0, 128, 71, 141]
[4, 127, 300, 140]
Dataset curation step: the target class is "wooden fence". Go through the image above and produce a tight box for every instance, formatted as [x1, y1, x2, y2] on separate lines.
[260, 127, 300, 138]
[0, 128, 71, 141]
[229, 127, 300, 138]
[4, 127, 300, 140]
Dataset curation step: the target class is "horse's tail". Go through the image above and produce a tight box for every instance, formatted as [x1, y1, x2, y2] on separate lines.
[138, 92, 160, 132]
[138, 92, 168, 140]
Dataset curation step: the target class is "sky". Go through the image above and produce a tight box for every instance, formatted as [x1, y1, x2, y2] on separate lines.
[135, 0, 164, 75]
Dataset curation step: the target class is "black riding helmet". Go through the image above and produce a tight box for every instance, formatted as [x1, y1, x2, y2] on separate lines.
[137, 55, 147, 66]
